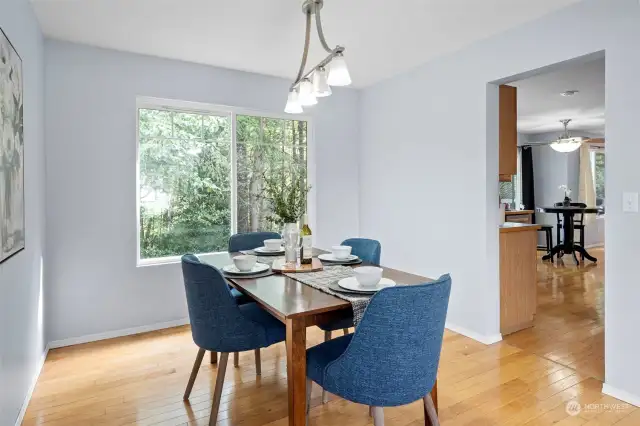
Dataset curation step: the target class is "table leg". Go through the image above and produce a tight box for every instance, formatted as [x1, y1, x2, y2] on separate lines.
[542, 245, 564, 261]
[286, 317, 307, 426]
[573, 244, 598, 263]
[563, 212, 575, 254]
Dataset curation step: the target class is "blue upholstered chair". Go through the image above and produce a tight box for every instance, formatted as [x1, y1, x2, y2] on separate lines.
[307, 274, 452, 426]
[317, 238, 383, 386]
[228, 231, 281, 252]
[225, 232, 281, 307]
[181, 254, 286, 426]
[341, 238, 382, 265]
[225, 231, 281, 366]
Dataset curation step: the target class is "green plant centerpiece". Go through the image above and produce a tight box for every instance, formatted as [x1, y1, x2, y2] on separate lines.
[263, 167, 311, 227]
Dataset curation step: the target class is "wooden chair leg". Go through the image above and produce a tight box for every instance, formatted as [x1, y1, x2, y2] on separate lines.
[372, 407, 384, 426]
[580, 229, 585, 260]
[183, 348, 205, 400]
[210, 351, 217, 364]
[209, 353, 229, 426]
[234, 352, 239, 367]
[306, 378, 312, 416]
[321, 331, 331, 404]
[423, 394, 440, 426]
[255, 349, 261, 375]
[342, 328, 349, 335]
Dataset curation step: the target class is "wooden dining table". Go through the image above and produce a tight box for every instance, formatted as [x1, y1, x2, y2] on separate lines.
[540, 205, 600, 263]
[201, 250, 438, 426]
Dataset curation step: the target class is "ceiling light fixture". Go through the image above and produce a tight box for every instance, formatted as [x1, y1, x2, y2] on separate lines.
[550, 119, 584, 153]
[284, 0, 351, 114]
[561, 90, 580, 97]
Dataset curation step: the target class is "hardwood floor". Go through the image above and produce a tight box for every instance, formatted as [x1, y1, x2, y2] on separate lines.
[25, 249, 630, 425]
[504, 248, 605, 381]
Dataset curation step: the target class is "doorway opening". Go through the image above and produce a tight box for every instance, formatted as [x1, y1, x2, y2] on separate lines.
[496, 53, 605, 381]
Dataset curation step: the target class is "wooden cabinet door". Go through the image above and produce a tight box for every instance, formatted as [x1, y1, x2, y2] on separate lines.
[499, 85, 518, 177]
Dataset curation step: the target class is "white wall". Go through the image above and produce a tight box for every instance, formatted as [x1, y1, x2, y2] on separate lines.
[44, 41, 360, 343]
[0, 0, 45, 424]
[359, 0, 640, 401]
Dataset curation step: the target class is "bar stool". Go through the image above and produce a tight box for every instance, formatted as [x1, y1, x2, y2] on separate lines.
[537, 224, 554, 262]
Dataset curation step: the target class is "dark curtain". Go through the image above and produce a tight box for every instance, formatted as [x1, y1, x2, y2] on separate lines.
[521, 147, 536, 224]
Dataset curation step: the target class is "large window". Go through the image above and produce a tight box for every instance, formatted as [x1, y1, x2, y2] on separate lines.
[137, 100, 308, 264]
[499, 148, 523, 209]
[591, 149, 605, 214]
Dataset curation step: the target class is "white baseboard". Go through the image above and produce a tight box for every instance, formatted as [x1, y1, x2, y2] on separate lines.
[446, 322, 502, 345]
[14, 344, 49, 426]
[49, 318, 190, 349]
[602, 383, 640, 407]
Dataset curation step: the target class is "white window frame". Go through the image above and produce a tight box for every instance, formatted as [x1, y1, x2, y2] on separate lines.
[135, 96, 314, 267]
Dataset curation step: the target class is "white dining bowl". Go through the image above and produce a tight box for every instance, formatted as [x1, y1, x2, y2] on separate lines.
[264, 239, 283, 251]
[331, 245, 352, 259]
[353, 266, 383, 288]
[233, 255, 257, 272]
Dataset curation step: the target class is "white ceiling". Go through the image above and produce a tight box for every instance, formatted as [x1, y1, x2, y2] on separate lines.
[513, 57, 605, 135]
[31, 0, 582, 88]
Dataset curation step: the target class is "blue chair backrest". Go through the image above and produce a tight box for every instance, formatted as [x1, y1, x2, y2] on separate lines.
[228, 232, 282, 252]
[323, 274, 452, 407]
[181, 254, 268, 352]
[342, 238, 381, 265]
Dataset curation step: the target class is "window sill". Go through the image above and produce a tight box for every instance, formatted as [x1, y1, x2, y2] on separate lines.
[137, 251, 228, 268]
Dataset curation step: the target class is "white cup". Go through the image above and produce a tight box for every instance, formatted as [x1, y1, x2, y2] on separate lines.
[331, 245, 352, 259]
[353, 266, 383, 288]
[264, 239, 283, 251]
[233, 255, 257, 272]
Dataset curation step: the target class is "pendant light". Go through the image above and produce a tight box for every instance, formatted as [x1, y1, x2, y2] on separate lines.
[284, 0, 350, 113]
[327, 53, 351, 86]
[312, 67, 332, 97]
[550, 119, 584, 153]
[298, 78, 317, 106]
[284, 89, 303, 114]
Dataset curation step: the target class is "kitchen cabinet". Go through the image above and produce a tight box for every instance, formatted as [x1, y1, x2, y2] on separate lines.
[499, 85, 517, 181]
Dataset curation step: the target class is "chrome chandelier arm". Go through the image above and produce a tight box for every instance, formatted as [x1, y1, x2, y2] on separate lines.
[294, 11, 313, 85]
[314, 2, 334, 54]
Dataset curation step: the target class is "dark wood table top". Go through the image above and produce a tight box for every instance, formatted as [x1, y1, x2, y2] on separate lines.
[541, 206, 600, 214]
[199, 250, 432, 322]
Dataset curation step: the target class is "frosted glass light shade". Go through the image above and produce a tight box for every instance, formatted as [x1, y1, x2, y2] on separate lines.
[312, 68, 332, 97]
[284, 90, 303, 114]
[327, 54, 351, 86]
[550, 138, 583, 153]
[298, 79, 317, 106]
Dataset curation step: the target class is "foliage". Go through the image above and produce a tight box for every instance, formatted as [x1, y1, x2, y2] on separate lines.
[263, 167, 310, 225]
[0, 33, 25, 257]
[138, 108, 307, 259]
[594, 152, 605, 208]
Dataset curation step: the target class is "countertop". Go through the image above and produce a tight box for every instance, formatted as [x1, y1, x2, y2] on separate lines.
[499, 222, 541, 233]
[504, 210, 534, 215]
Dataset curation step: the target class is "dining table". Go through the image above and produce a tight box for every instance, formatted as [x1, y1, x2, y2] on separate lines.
[200, 249, 438, 426]
[540, 205, 600, 263]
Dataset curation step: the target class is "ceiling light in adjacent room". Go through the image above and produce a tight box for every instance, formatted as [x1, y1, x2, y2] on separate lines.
[550, 119, 584, 153]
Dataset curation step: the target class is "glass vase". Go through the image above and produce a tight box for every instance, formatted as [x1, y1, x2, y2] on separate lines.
[282, 223, 300, 264]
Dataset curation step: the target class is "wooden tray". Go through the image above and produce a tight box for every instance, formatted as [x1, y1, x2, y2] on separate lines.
[271, 258, 323, 273]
